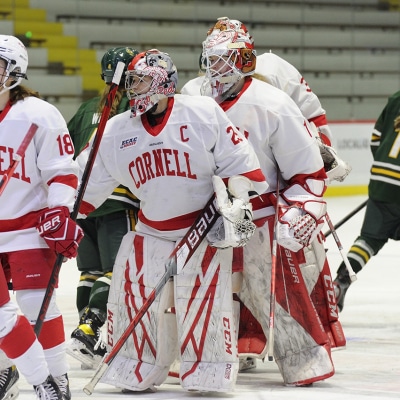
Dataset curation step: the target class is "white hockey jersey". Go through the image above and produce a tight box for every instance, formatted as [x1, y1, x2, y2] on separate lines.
[181, 52, 332, 143]
[81, 95, 267, 241]
[219, 78, 325, 219]
[0, 97, 79, 252]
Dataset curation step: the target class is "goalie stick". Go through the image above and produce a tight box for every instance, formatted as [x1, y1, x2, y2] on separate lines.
[0, 123, 38, 196]
[34, 61, 125, 336]
[325, 212, 357, 282]
[267, 182, 279, 362]
[324, 199, 367, 238]
[83, 195, 220, 395]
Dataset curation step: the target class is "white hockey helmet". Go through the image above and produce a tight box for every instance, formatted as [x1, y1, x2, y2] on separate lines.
[125, 49, 178, 117]
[201, 17, 256, 102]
[0, 35, 28, 95]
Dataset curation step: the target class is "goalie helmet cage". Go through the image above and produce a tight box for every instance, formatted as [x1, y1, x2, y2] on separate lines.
[34, 62, 126, 337]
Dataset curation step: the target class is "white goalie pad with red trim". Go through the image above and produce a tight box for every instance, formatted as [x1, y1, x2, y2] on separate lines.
[103, 232, 178, 392]
[237, 218, 334, 385]
[175, 243, 239, 392]
[103, 232, 239, 392]
[300, 235, 346, 349]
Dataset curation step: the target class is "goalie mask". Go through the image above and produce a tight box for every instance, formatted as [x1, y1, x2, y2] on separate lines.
[125, 49, 178, 117]
[201, 17, 256, 103]
[100, 46, 139, 85]
[0, 35, 28, 95]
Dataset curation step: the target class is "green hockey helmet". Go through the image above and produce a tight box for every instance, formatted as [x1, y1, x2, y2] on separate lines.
[100, 46, 139, 85]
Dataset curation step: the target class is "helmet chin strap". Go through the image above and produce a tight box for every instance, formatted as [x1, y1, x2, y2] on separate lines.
[0, 80, 11, 96]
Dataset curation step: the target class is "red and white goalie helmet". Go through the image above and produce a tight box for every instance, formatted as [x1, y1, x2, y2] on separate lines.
[125, 49, 178, 117]
[201, 17, 256, 102]
[0, 35, 28, 95]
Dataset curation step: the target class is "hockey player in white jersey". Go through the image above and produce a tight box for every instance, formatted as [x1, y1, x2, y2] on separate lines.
[0, 35, 83, 399]
[181, 17, 347, 373]
[78, 49, 268, 393]
[194, 17, 338, 386]
[181, 34, 351, 184]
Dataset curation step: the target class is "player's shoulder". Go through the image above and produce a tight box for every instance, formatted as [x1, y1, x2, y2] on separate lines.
[102, 109, 137, 142]
[175, 93, 216, 107]
[250, 77, 288, 98]
[16, 96, 67, 127]
[388, 90, 400, 102]
[180, 76, 204, 95]
[248, 78, 303, 111]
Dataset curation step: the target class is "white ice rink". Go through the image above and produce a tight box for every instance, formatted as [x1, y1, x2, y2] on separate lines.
[11, 195, 400, 399]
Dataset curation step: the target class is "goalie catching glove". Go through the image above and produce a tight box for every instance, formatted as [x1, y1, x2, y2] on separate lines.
[207, 175, 256, 248]
[309, 122, 352, 183]
[36, 206, 84, 258]
[276, 181, 327, 252]
[318, 140, 352, 183]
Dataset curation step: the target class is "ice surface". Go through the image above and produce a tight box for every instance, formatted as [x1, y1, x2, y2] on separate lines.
[10, 195, 400, 399]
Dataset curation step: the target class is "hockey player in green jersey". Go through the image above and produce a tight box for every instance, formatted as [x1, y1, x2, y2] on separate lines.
[334, 90, 400, 311]
[66, 47, 140, 368]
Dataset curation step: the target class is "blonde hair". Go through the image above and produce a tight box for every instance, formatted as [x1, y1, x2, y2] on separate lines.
[97, 86, 125, 119]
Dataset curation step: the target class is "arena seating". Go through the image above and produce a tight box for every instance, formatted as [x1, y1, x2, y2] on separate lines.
[1, 0, 399, 120]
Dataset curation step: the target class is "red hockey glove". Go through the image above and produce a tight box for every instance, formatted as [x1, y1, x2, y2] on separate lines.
[36, 206, 84, 258]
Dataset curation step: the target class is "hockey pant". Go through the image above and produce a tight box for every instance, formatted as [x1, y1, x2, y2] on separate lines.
[103, 231, 239, 392]
[237, 217, 334, 385]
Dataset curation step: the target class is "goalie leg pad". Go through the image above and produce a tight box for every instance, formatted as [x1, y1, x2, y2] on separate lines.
[276, 343, 334, 386]
[238, 218, 334, 384]
[175, 240, 239, 392]
[237, 299, 266, 358]
[301, 237, 346, 349]
[104, 232, 178, 391]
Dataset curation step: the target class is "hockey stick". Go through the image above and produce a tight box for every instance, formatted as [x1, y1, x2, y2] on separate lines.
[34, 62, 125, 336]
[0, 123, 38, 196]
[83, 195, 220, 395]
[267, 182, 279, 362]
[325, 212, 357, 282]
[324, 199, 367, 238]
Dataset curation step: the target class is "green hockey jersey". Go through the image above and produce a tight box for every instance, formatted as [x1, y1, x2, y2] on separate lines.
[369, 90, 400, 204]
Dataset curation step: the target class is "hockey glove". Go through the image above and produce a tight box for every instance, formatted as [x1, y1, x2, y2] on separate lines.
[276, 182, 327, 252]
[36, 206, 84, 258]
[318, 140, 352, 183]
[207, 175, 256, 248]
